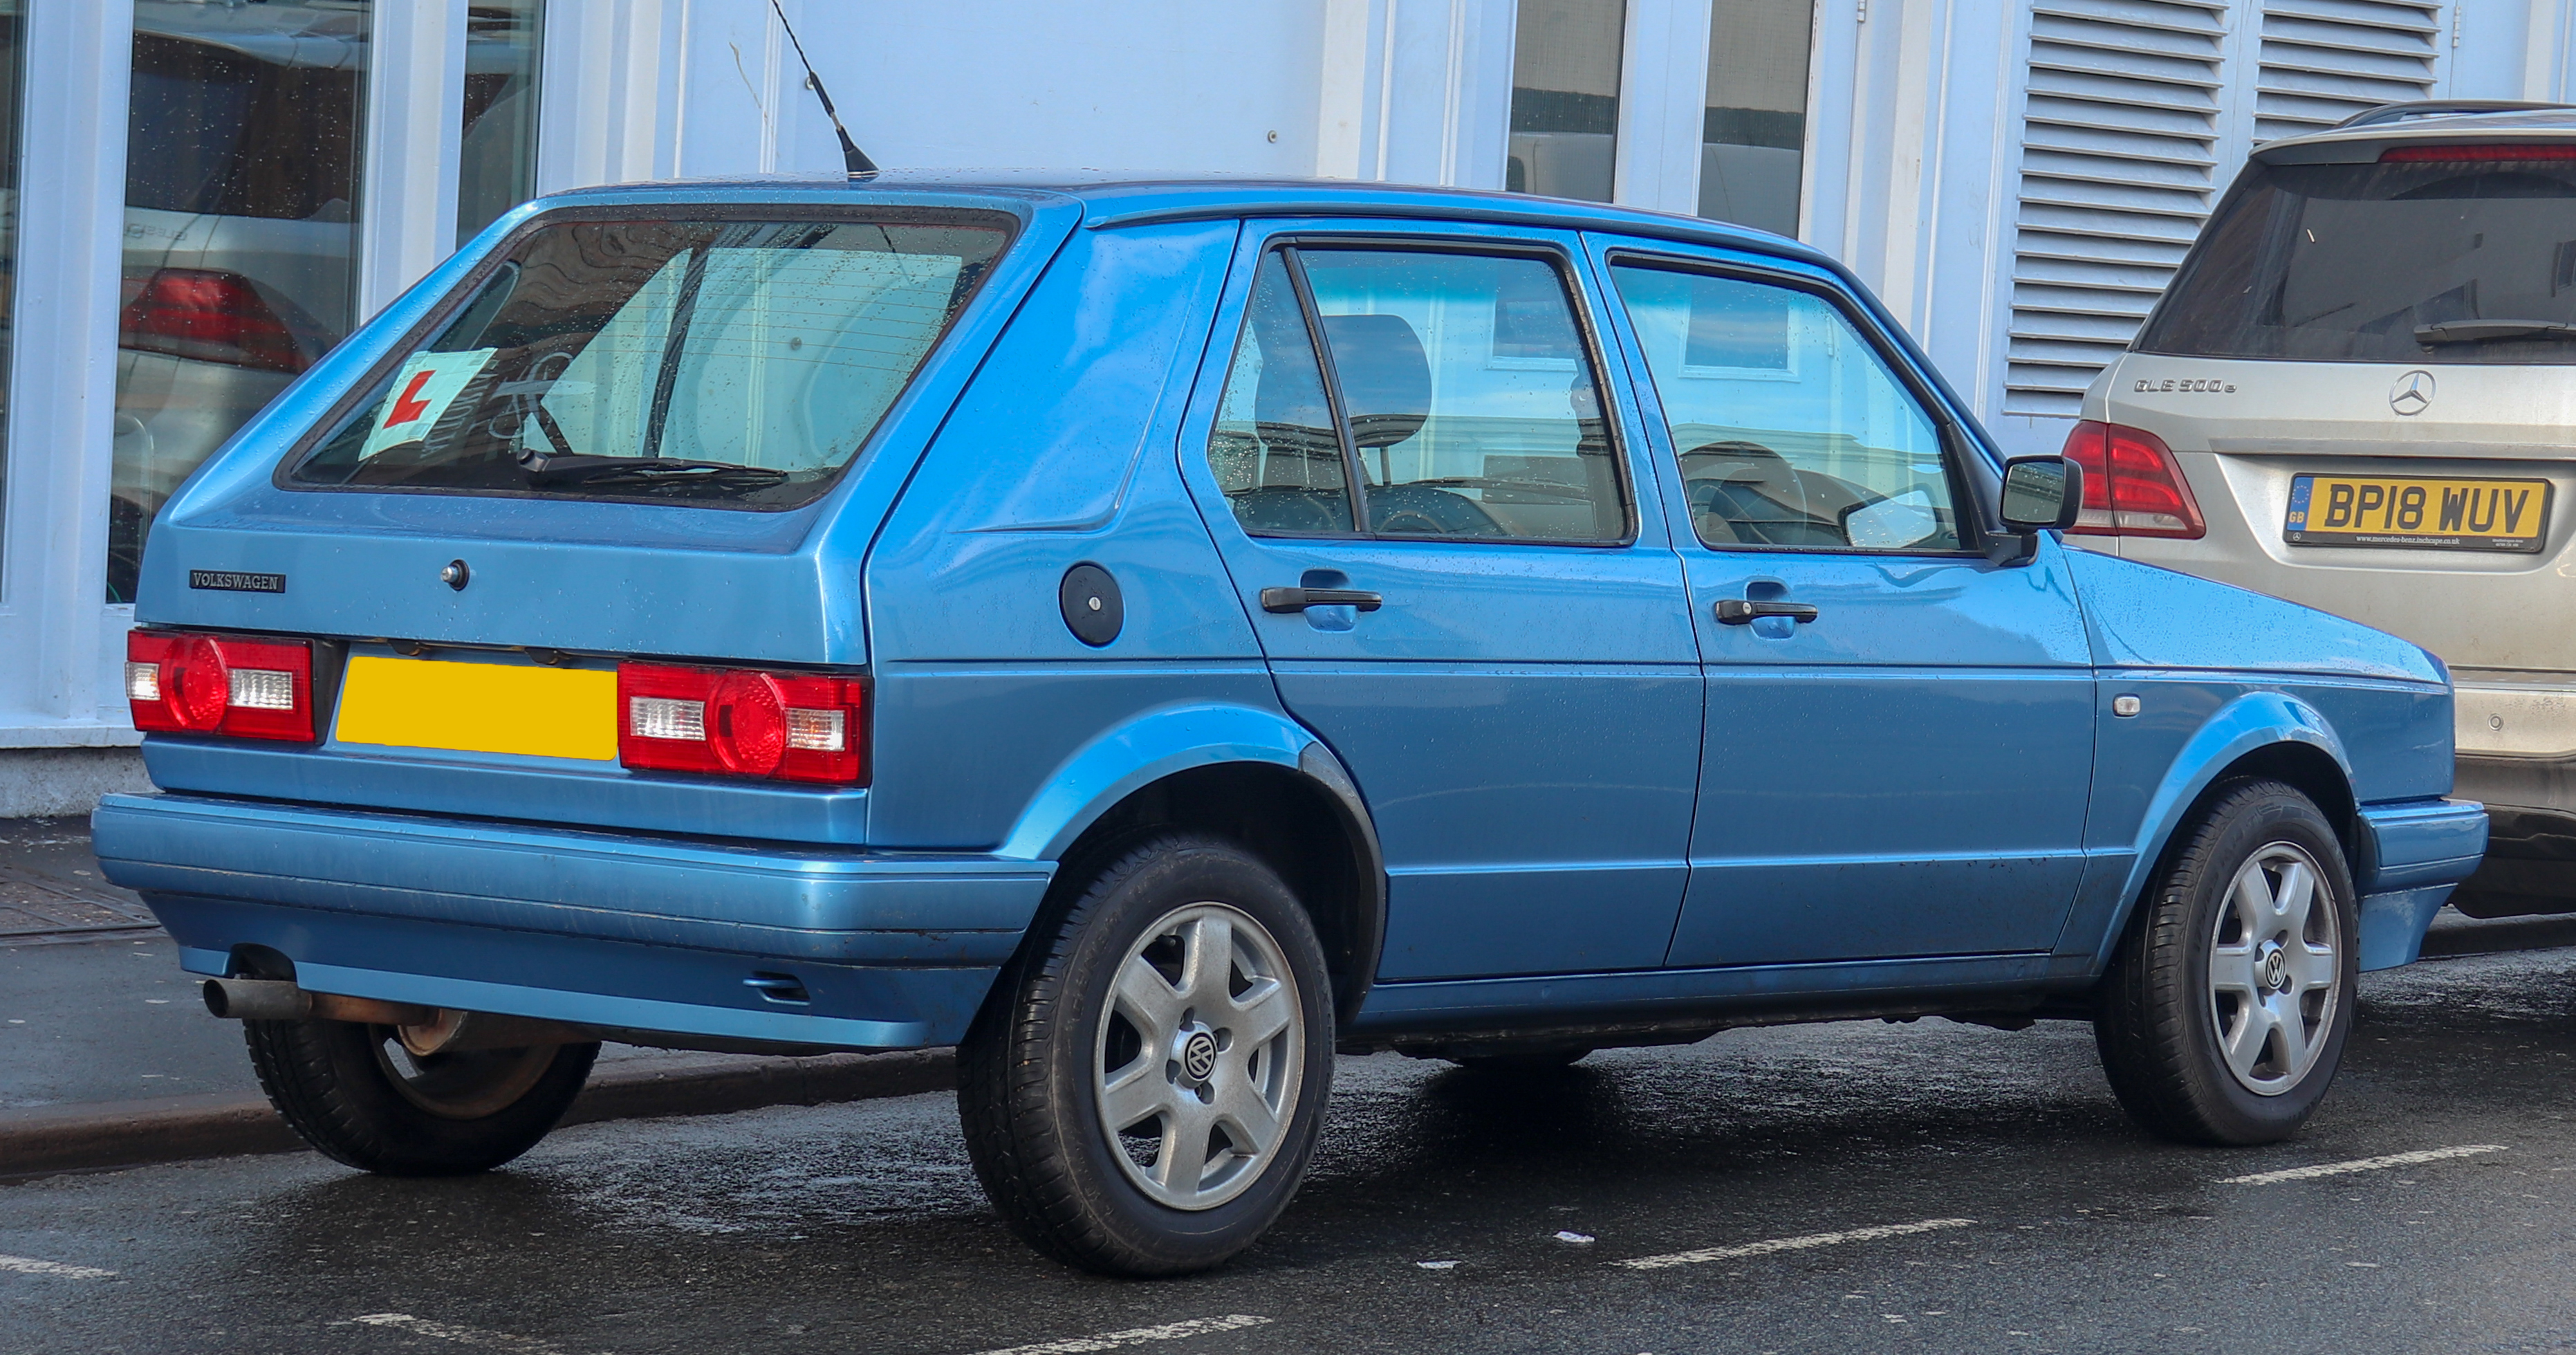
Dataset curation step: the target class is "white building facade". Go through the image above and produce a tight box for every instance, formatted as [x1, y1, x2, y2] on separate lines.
[3, 0, 2570, 810]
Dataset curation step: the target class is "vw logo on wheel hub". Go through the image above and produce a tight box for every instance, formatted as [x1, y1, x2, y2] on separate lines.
[2257, 941, 2290, 993]
[2390, 369, 2435, 416]
[1180, 1031, 1218, 1082]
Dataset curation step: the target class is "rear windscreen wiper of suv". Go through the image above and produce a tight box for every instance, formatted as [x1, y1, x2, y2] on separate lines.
[523, 456, 790, 492]
[2414, 319, 2576, 344]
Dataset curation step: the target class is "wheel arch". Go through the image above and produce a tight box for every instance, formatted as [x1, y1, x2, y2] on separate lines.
[2086, 691, 2360, 970]
[997, 703, 1387, 1021]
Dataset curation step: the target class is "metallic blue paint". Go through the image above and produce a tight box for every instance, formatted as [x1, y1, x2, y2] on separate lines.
[97, 174, 2486, 1059]
[93, 793, 1048, 963]
[1175, 219, 1702, 981]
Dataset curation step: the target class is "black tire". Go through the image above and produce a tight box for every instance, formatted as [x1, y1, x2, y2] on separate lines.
[244, 1019, 599, 1175]
[2094, 778, 2359, 1145]
[958, 833, 1335, 1276]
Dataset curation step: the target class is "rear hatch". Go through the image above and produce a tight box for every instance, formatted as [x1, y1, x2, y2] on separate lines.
[2084, 124, 2576, 679]
[129, 183, 1075, 840]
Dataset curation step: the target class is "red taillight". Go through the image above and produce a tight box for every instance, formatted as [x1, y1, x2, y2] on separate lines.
[2058, 420, 2206, 539]
[118, 268, 311, 374]
[125, 630, 315, 741]
[2380, 143, 2576, 163]
[617, 663, 867, 786]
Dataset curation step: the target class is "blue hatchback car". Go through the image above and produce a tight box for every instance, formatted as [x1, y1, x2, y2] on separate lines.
[94, 174, 2486, 1275]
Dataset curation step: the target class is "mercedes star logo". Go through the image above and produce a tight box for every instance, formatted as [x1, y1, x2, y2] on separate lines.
[2390, 369, 2435, 416]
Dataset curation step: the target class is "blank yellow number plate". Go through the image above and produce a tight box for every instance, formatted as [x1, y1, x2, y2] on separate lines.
[333, 655, 618, 761]
[2285, 474, 2551, 553]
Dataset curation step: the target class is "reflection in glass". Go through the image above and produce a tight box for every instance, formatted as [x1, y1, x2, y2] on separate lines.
[1612, 265, 1958, 552]
[458, 0, 543, 243]
[0, 3, 24, 570]
[1508, 0, 1627, 203]
[1700, 0, 1812, 235]
[113, 1, 371, 602]
[1297, 250, 1627, 542]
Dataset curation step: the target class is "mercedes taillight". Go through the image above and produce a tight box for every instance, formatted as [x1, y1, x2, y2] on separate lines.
[2059, 420, 2206, 539]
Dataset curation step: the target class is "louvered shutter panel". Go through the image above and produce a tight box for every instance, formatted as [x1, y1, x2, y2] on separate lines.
[2004, 1, 2232, 418]
[2254, 1, 2444, 140]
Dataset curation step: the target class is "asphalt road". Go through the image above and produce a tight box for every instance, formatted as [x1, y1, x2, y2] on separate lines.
[5, 941, 2574, 1355]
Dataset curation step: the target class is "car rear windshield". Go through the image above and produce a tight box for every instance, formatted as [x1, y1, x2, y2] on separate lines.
[2137, 152, 2576, 365]
[286, 214, 1011, 506]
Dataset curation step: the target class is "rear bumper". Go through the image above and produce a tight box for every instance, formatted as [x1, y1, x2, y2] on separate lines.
[91, 793, 1051, 1049]
[2354, 798, 2489, 967]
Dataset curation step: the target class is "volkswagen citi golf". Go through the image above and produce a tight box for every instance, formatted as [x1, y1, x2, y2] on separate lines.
[95, 174, 2485, 1276]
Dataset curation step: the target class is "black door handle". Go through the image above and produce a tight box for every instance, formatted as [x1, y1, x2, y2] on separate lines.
[1715, 598, 1819, 625]
[1261, 587, 1384, 613]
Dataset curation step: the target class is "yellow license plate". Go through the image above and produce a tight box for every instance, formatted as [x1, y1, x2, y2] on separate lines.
[333, 655, 618, 761]
[2285, 474, 2552, 553]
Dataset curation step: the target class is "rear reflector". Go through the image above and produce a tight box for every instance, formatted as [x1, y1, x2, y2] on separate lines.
[2059, 420, 2207, 539]
[2380, 143, 2576, 163]
[617, 663, 867, 785]
[126, 631, 316, 741]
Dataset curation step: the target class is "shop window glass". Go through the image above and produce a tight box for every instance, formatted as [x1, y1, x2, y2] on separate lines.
[113, 1, 371, 602]
[1508, 0, 1627, 204]
[1699, 0, 1813, 236]
[458, 0, 542, 243]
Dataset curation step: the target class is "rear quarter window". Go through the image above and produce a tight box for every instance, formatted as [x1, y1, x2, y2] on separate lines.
[286, 212, 1012, 508]
[2139, 154, 2576, 365]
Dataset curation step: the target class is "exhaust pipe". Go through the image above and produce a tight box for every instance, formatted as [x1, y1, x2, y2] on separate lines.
[202, 979, 438, 1026]
[201, 979, 591, 1051]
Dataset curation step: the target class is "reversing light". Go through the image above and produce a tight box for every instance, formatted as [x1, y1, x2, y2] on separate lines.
[125, 631, 316, 741]
[2057, 420, 2207, 539]
[616, 663, 867, 785]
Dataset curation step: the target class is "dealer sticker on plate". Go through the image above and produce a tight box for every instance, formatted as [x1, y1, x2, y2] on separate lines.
[2284, 474, 2551, 553]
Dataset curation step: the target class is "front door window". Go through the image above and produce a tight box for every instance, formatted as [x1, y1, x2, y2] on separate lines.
[1610, 264, 1960, 552]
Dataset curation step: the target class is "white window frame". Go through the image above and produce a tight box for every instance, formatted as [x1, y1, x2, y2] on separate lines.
[0, 0, 568, 752]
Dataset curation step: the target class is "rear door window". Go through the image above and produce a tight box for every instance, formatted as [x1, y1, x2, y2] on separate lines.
[1204, 244, 1630, 542]
[288, 215, 1011, 507]
[2141, 153, 2576, 365]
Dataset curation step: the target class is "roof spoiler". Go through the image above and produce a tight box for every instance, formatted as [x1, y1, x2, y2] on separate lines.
[2333, 99, 2576, 130]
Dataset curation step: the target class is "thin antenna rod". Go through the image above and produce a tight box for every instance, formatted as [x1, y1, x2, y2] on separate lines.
[769, 0, 877, 177]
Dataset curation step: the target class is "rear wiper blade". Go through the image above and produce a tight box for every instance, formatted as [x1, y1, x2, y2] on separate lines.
[2415, 319, 2576, 344]
[525, 456, 789, 490]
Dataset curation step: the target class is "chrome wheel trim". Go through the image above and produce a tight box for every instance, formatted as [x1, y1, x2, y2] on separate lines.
[371, 1033, 555, 1121]
[1092, 901, 1304, 1211]
[2206, 842, 2342, 1097]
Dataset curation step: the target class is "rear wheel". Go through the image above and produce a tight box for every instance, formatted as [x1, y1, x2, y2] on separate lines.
[958, 834, 1333, 1276]
[244, 1018, 597, 1175]
[2094, 779, 2357, 1145]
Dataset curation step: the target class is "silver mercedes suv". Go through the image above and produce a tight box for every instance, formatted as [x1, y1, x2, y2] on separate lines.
[2073, 101, 2576, 917]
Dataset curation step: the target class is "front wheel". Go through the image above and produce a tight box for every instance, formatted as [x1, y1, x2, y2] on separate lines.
[245, 1018, 598, 1175]
[2094, 778, 2358, 1145]
[958, 834, 1334, 1276]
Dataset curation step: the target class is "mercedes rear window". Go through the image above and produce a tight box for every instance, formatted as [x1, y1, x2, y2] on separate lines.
[2137, 152, 2576, 365]
[287, 214, 1010, 507]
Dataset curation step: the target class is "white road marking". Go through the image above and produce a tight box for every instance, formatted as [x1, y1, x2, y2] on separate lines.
[1416, 1260, 1460, 1270]
[1613, 1217, 1975, 1271]
[1554, 1230, 1596, 1245]
[966, 1314, 1272, 1355]
[0, 1255, 114, 1280]
[337, 1313, 595, 1354]
[2219, 1145, 2505, 1186]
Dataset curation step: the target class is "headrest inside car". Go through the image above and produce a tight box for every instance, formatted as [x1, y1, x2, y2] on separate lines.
[1320, 314, 1429, 448]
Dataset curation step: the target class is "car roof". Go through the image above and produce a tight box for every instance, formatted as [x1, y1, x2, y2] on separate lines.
[2255, 102, 2576, 165]
[550, 169, 1839, 272]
